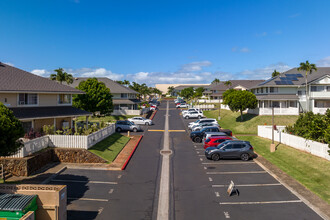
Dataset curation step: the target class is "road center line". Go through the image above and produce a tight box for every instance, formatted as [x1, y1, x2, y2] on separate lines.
[219, 200, 302, 205]
[51, 179, 118, 184]
[157, 100, 171, 220]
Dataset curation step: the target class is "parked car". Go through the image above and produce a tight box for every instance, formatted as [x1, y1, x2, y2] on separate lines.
[128, 117, 153, 125]
[177, 103, 188, 108]
[205, 140, 256, 161]
[203, 136, 234, 149]
[203, 132, 229, 144]
[115, 120, 141, 132]
[191, 122, 219, 131]
[188, 118, 218, 129]
[182, 108, 202, 115]
[184, 111, 203, 119]
[190, 126, 221, 143]
[150, 105, 157, 111]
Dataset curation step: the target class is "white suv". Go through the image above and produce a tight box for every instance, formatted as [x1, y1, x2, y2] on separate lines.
[184, 111, 204, 119]
[182, 108, 202, 116]
[188, 118, 218, 129]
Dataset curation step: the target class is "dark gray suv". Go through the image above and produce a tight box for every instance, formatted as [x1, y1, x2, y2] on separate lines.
[204, 140, 256, 161]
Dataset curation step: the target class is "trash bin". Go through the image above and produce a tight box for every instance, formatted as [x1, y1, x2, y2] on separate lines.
[0, 193, 37, 220]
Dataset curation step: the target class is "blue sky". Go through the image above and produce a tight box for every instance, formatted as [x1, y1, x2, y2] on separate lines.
[1, 0, 330, 86]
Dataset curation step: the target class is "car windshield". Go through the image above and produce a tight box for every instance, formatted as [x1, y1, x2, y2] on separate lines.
[141, 117, 146, 120]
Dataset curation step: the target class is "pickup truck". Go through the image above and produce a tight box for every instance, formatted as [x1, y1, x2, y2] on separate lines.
[190, 126, 232, 143]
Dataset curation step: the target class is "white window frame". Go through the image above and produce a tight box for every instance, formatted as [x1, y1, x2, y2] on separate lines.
[58, 94, 72, 105]
[17, 93, 39, 106]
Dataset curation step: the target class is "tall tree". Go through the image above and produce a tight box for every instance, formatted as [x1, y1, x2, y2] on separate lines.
[212, 78, 220, 84]
[50, 68, 73, 85]
[297, 60, 318, 112]
[0, 103, 24, 156]
[180, 87, 194, 100]
[167, 86, 175, 96]
[271, 69, 281, 78]
[73, 78, 113, 115]
[123, 80, 130, 87]
[223, 90, 257, 121]
[129, 82, 142, 99]
[223, 80, 232, 88]
[116, 80, 124, 85]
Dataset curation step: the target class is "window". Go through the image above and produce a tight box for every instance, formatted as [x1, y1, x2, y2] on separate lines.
[121, 93, 128, 98]
[223, 144, 233, 150]
[261, 88, 264, 93]
[289, 101, 297, 108]
[272, 101, 280, 108]
[264, 101, 270, 108]
[270, 87, 278, 93]
[265, 87, 269, 93]
[58, 94, 71, 104]
[298, 90, 306, 96]
[232, 144, 243, 149]
[18, 93, 38, 105]
[257, 88, 260, 93]
[314, 100, 330, 108]
[22, 121, 32, 133]
[311, 86, 325, 92]
[327, 86, 330, 92]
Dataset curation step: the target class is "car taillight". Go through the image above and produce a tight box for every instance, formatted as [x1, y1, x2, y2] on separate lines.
[249, 145, 253, 150]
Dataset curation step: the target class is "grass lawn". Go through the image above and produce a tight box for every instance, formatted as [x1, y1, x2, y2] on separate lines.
[204, 109, 298, 134]
[88, 133, 130, 163]
[237, 135, 330, 204]
[76, 115, 139, 124]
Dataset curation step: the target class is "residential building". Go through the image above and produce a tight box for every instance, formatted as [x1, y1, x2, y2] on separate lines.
[173, 84, 209, 96]
[208, 80, 264, 100]
[0, 63, 91, 133]
[69, 77, 141, 115]
[155, 84, 209, 95]
[249, 67, 330, 115]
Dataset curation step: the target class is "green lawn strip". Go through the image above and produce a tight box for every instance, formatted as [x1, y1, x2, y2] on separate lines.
[237, 135, 330, 204]
[76, 115, 139, 123]
[88, 133, 130, 163]
[204, 109, 298, 134]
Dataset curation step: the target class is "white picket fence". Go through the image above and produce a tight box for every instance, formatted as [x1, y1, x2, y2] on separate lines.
[2, 124, 116, 158]
[258, 125, 330, 160]
[193, 104, 215, 110]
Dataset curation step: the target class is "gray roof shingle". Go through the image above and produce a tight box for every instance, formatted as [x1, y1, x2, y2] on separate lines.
[0, 63, 84, 94]
[67, 77, 139, 94]
[254, 67, 330, 88]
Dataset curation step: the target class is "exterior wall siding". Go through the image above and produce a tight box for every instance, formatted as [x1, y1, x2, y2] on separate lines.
[0, 93, 17, 107]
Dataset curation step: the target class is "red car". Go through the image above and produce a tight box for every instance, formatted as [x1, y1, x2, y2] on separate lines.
[203, 136, 233, 149]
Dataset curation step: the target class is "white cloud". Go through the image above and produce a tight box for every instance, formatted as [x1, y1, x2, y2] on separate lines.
[240, 47, 250, 53]
[232, 47, 251, 53]
[3, 62, 14, 66]
[31, 69, 49, 76]
[67, 67, 124, 81]
[256, 32, 267, 37]
[239, 62, 291, 79]
[317, 56, 330, 67]
[180, 61, 212, 72]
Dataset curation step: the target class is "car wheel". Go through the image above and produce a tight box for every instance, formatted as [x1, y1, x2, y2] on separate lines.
[198, 115, 201, 119]
[133, 128, 138, 132]
[240, 153, 249, 161]
[185, 116, 189, 119]
[194, 136, 201, 143]
[145, 122, 150, 126]
[116, 127, 122, 132]
[211, 154, 220, 161]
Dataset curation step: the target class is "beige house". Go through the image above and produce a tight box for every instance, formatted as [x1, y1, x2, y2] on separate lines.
[0, 62, 91, 133]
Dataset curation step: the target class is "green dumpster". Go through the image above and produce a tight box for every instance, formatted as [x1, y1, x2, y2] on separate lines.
[0, 193, 37, 220]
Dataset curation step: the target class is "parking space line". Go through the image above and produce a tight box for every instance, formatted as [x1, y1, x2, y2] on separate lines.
[117, 174, 122, 179]
[208, 177, 213, 182]
[219, 200, 302, 205]
[197, 155, 204, 157]
[109, 189, 114, 194]
[212, 183, 281, 187]
[200, 158, 203, 161]
[51, 179, 118, 184]
[68, 197, 109, 202]
[207, 171, 267, 174]
[202, 162, 255, 165]
[215, 192, 220, 197]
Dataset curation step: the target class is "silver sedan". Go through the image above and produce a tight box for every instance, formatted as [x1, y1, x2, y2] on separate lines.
[128, 117, 153, 125]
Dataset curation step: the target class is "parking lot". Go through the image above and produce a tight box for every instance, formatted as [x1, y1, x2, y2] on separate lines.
[50, 168, 121, 219]
[178, 112, 324, 220]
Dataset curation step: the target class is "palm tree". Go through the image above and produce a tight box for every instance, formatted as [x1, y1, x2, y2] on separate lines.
[116, 80, 124, 85]
[212, 78, 220, 84]
[272, 69, 281, 78]
[123, 80, 130, 87]
[223, 80, 232, 88]
[50, 68, 73, 85]
[297, 60, 317, 112]
[167, 86, 175, 96]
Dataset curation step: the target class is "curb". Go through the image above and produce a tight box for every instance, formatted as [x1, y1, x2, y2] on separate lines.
[121, 136, 143, 170]
[150, 110, 158, 120]
[41, 166, 67, 184]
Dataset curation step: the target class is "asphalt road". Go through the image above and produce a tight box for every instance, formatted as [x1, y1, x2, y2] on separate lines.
[50, 100, 324, 220]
